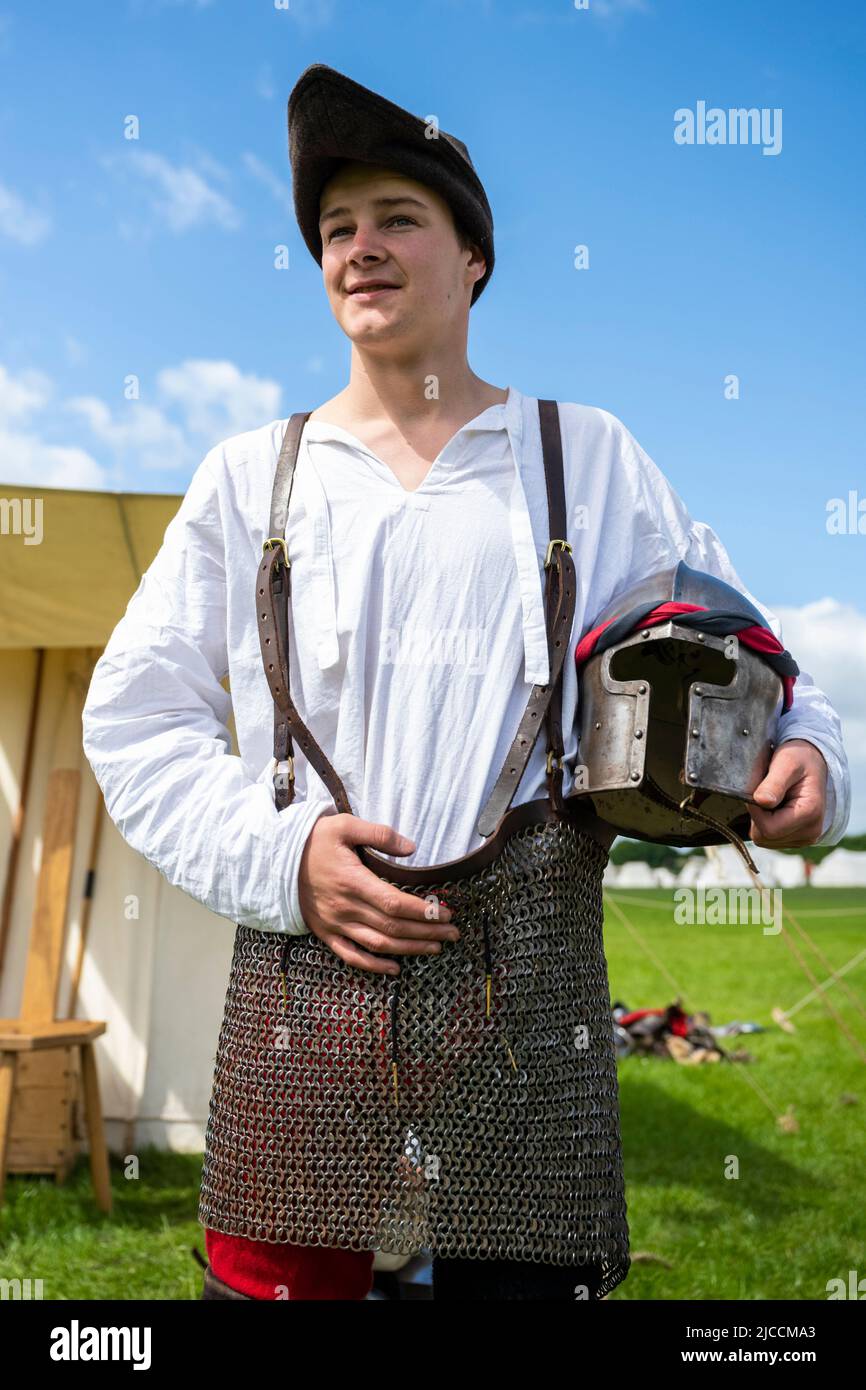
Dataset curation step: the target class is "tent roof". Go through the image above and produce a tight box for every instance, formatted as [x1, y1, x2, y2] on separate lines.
[0, 483, 181, 649]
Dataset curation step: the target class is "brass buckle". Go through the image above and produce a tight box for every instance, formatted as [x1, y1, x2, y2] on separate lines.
[546, 750, 562, 775]
[274, 757, 295, 790]
[544, 538, 572, 569]
[263, 537, 290, 567]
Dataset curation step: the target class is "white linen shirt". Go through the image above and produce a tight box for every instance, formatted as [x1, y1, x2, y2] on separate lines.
[81, 385, 851, 936]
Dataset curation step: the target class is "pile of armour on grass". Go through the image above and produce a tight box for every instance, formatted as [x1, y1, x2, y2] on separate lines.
[612, 1000, 764, 1064]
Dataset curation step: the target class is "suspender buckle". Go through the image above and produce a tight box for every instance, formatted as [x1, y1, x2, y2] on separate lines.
[545, 750, 562, 775]
[263, 537, 290, 568]
[544, 538, 572, 569]
[274, 757, 295, 791]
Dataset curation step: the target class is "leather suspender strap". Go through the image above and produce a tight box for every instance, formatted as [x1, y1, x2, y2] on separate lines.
[257, 412, 354, 814]
[257, 398, 576, 839]
[539, 397, 569, 817]
[474, 399, 575, 835]
[268, 411, 308, 540]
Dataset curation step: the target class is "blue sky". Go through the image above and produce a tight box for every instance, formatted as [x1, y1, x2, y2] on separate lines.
[1, 0, 864, 827]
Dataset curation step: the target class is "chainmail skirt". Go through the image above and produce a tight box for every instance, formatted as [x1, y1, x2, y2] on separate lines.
[198, 813, 630, 1298]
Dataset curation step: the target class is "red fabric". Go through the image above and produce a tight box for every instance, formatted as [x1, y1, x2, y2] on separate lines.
[206, 1227, 375, 1300]
[667, 1005, 690, 1038]
[616, 1007, 663, 1027]
[574, 601, 796, 712]
[616, 1005, 690, 1037]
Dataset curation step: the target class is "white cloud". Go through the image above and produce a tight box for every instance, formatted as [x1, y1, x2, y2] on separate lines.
[65, 358, 282, 474]
[0, 428, 107, 489]
[66, 395, 192, 474]
[106, 149, 240, 234]
[131, 150, 239, 231]
[0, 365, 51, 420]
[156, 359, 282, 442]
[0, 180, 51, 246]
[242, 152, 294, 213]
[777, 597, 866, 834]
[0, 358, 282, 489]
[189, 148, 233, 187]
[0, 367, 107, 486]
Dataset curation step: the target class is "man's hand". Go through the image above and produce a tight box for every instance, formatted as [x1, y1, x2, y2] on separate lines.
[749, 739, 828, 848]
[297, 813, 460, 976]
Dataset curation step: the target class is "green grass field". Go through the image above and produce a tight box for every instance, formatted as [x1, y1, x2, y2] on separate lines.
[1, 887, 863, 1300]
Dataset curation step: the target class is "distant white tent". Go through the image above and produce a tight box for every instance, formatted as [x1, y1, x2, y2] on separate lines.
[675, 856, 705, 886]
[652, 866, 678, 887]
[812, 849, 866, 887]
[696, 843, 806, 888]
[614, 861, 659, 888]
[602, 860, 619, 886]
[764, 850, 808, 887]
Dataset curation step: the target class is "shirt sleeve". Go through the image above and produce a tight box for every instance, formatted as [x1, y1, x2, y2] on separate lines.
[614, 424, 851, 847]
[81, 448, 330, 934]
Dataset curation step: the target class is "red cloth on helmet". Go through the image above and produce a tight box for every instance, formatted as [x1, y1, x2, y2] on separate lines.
[574, 601, 795, 712]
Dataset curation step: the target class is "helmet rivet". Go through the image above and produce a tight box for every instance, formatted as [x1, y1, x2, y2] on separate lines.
[694, 687, 702, 695]
[697, 632, 705, 641]
[688, 770, 697, 780]
[690, 728, 699, 737]
[595, 721, 601, 729]
[630, 771, 640, 781]
[634, 730, 643, 739]
[638, 684, 647, 694]
[742, 728, 749, 735]
[641, 629, 650, 638]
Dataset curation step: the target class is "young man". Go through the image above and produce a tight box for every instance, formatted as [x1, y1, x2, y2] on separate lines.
[81, 64, 850, 1301]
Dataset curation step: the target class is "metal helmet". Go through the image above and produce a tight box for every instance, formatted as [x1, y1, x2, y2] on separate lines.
[574, 560, 799, 862]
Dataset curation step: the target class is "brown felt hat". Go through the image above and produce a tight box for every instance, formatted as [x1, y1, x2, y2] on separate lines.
[287, 63, 495, 305]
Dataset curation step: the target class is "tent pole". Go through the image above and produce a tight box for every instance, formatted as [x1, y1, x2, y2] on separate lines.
[0, 646, 44, 981]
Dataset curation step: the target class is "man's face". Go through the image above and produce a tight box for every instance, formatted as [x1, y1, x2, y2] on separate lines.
[318, 161, 485, 349]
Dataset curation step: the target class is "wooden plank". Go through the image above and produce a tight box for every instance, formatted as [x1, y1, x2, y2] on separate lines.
[7, 1137, 73, 1169]
[20, 768, 81, 1023]
[0, 648, 44, 981]
[15, 1049, 74, 1086]
[0, 1020, 105, 1050]
[8, 1086, 71, 1137]
[7, 1044, 78, 1176]
[80, 1043, 112, 1213]
[0, 1052, 17, 1204]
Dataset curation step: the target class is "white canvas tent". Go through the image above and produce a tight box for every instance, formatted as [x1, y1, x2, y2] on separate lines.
[696, 843, 807, 888]
[612, 861, 659, 889]
[811, 849, 866, 887]
[673, 855, 705, 886]
[0, 483, 235, 1154]
[651, 865, 678, 887]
